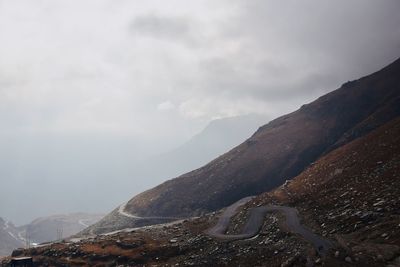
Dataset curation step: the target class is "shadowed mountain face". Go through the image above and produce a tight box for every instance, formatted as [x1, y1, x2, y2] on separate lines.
[87, 58, 400, 234]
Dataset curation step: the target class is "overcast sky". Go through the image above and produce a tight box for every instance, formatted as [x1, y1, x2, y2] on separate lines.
[1, 0, 399, 142]
[1, 0, 400, 223]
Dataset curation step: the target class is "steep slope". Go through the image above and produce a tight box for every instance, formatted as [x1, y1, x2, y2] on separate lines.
[9, 116, 400, 266]
[244, 115, 400, 265]
[87, 57, 400, 234]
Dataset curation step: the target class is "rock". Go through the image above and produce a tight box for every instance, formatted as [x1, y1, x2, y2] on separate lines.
[375, 207, 384, 212]
[281, 255, 299, 267]
[390, 256, 400, 265]
[11, 249, 24, 257]
[345, 256, 352, 263]
[373, 200, 386, 206]
[352, 243, 399, 261]
[169, 238, 178, 243]
[334, 251, 340, 258]
[334, 168, 343, 175]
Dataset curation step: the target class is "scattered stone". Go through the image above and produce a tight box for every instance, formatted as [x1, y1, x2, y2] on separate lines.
[334, 168, 343, 175]
[345, 256, 352, 263]
[373, 200, 386, 206]
[334, 251, 340, 258]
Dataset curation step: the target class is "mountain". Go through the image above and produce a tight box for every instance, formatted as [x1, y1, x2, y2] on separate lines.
[85, 57, 400, 235]
[0, 213, 103, 256]
[133, 114, 269, 186]
[0, 115, 266, 227]
[7, 100, 400, 266]
[232, 115, 400, 266]
[0, 218, 24, 256]
[21, 213, 104, 244]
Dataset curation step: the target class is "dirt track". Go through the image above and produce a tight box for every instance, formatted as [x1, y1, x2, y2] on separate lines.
[206, 197, 332, 255]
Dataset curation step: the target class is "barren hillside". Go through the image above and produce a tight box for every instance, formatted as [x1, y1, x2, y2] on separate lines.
[5, 109, 400, 267]
[85, 58, 400, 235]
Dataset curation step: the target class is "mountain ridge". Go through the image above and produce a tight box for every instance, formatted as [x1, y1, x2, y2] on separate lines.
[84, 57, 400, 235]
[132, 114, 269, 186]
[8, 113, 400, 266]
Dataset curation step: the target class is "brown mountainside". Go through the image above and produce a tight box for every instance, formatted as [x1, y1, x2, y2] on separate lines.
[244, 116, 400, 265]
[86, 57, 400, 234]
[126, 58, 400, 215]
[7, 105, 400, 267]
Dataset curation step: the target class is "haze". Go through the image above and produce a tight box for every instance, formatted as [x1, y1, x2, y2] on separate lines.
[0, 0, 399, 224]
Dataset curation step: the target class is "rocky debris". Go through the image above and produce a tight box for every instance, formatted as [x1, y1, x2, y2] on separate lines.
[0, 210, 323, 267]
[345, 256, 352, 263]
[252, 118, 400, 266]
[115, 239, 143, 249]
[3, 117, 400, 267]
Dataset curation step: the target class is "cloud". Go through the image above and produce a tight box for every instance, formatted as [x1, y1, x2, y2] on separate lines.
[157, 100, 175, 111]
[181, 0, 400, 118]
[130, 14, 196, 45]
[0, 0, 399, 140]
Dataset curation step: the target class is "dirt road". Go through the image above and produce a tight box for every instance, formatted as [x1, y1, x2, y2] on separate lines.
[206, 197, 332, 255]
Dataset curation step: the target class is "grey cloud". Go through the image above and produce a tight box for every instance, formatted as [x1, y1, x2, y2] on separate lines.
[234, 0, 400, 73]
[195, 55, 339, 103]
[129, 14, 197, 45]
[188, 0, 400, 109]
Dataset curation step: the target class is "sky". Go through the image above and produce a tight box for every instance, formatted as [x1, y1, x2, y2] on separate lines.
[0, 0, 399, 224]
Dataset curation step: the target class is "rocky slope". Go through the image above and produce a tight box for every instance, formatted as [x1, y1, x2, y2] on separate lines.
[86, 57, 400, 234]
[238, 115, 400, 265]
[4, 114, 399, 266]
[0, 218, 24, 256]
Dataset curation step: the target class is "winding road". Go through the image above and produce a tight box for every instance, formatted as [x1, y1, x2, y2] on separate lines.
[78, 219, 92, 228]
[82, 202, 181, 237]
[205, 197, 332, 255]
[117, 202, 180, 221]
